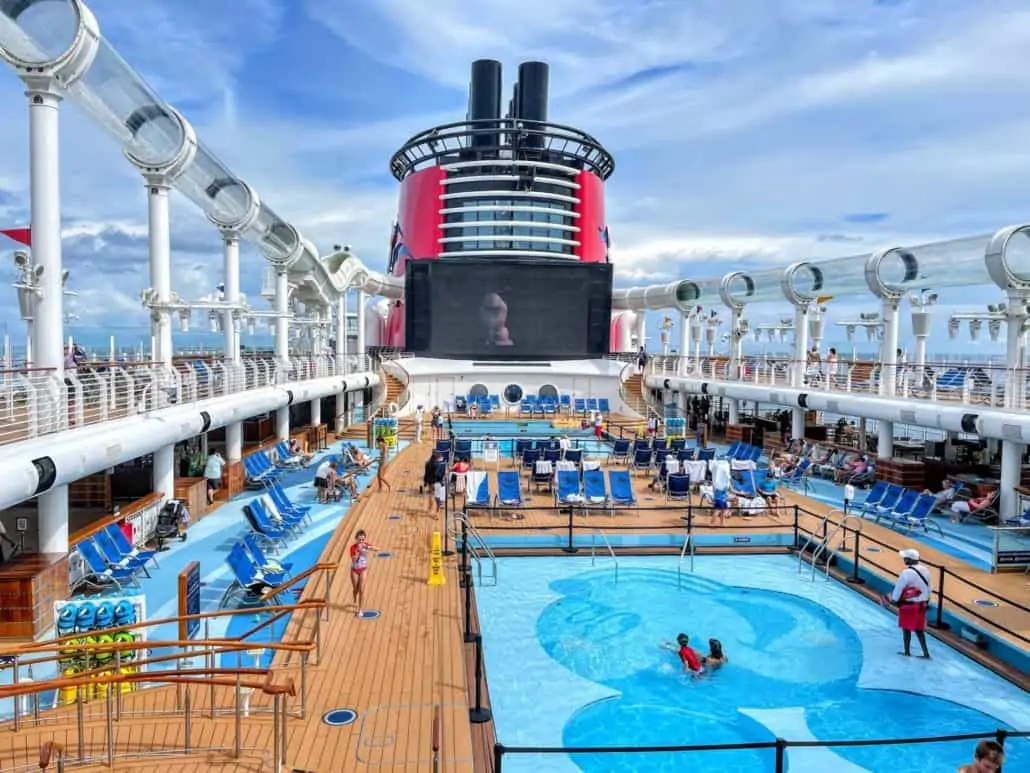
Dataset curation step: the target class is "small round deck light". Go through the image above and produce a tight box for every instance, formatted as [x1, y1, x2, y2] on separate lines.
[322, 708, 358, 726]
[358, 610, 381, 620]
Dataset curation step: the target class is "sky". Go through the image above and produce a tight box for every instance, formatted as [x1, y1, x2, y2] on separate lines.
[2, 0, 1030, 357]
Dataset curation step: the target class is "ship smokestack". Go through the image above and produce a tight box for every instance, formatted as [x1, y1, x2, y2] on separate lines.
[516, 61, 549, 150]
[468, 59, 502, 150]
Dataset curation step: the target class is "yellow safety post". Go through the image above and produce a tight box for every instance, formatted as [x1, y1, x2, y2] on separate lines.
[428, 531, 446, 586]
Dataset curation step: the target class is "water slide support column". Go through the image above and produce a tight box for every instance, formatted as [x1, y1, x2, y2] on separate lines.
[635, 312, 646, 351]
[679, 312, 690, 375]
[999, 295, 1029, 519]
[791, 304, 810, 440]
[910, 307, 931, 393]
[878, 299, 900, 459]
[335, 293, 348, 433]
[144, 177, 177, 501]
[222, 231, 242, 463]
[27, 82, 68, 553]
[274, 267, 290, 441]
[727, 308, 743, 425]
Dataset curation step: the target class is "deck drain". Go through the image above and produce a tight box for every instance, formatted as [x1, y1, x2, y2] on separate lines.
[973, 599, 999, 607]
[322, 708, 358, 726]
[864, 546, 882, 553]
[358, 610, 381, 620]
[377, 551, 393, 558]
[387, 514, 403, 521]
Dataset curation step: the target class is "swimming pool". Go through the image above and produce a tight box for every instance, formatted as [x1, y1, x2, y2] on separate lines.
[475, 555, 1029, 773]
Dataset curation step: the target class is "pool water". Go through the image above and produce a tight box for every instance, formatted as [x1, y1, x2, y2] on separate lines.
[475, 556, 1029, 773]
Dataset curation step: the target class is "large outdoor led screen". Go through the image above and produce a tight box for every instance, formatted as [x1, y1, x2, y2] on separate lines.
[405, 259, 612, 359]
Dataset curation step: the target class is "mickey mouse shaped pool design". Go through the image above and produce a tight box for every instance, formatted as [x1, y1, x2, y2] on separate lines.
[534, 568, 1018, 773]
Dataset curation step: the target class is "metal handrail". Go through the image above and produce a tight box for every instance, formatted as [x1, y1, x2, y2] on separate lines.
[454, 511, 497, 586]
[590, 529, 619, 583]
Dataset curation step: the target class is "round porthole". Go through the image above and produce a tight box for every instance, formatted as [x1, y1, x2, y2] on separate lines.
[538, 384, 559, 400]
[503, 384, 524, 404]
[469, 383, 489, 400]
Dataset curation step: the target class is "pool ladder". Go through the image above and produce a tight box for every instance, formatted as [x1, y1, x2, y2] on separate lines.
[590, 529, 619, 584]
[453, 511, 497, 587]
[798, 511, 864, 580]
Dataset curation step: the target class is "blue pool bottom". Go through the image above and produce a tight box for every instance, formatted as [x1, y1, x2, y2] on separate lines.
[474, 556, 1029, 773]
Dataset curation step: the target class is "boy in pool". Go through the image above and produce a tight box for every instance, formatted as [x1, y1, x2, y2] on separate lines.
[958, 740, 1004, 773]
[660, 633, 704, 676]
[349, 530, 380, 617]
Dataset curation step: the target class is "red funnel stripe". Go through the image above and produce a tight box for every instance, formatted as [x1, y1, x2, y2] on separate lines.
[0, 227, 31, 247]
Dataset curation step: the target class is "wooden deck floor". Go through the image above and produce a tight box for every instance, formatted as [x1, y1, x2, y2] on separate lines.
[4, 441, 1028, 771]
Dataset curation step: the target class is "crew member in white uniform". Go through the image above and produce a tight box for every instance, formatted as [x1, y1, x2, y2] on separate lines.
[881, 548, 932, 658]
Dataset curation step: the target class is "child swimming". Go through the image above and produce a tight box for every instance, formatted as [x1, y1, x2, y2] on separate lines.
[660, 633, 704, 676]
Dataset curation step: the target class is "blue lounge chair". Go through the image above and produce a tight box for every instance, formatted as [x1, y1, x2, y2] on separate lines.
[867, 484, 903, 520]
[274, 441, 306, 468]
[565, 448, 583, 464]
[243, 502, 290, 550]
[608, 469, 637, 509]
[598, 398, 610, 414]
[666, 473, 691, 503]
[513, 439, 533, 464]
[697, 448, 716, 462]
[77, 539, 139, 589]
[243, 533, 293, 577]
[555, 469, 582, 507]
[521, 448, 541, 475]
[573, 398, 587, 415]
[610, 439, 630, 465]
[892, 493, 943, 534]
[495, 471, 525, 510]
[531, 459, 553, 493]
[269, 483, 312, 523]
[219, 544, 281, 609]
[93, 529, 153, 578]
[875, 489, 919, 526]
[583, 469, 609, 514]
[631, 448, 653, 476]
[257, 495, 305, 534]
[465, 471, 492, 509]
[855, 481, 889, 517]
[103, 524, 159, 569]
[632, 439, 651, 453]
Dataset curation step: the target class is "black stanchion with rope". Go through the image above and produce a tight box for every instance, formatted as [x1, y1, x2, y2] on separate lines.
[442, 476, 454, 556]
[931, 566, 950, 630]
[469, 633, 492, 724]
[847, 530, 865, 585]
[462, 515, 476, 643]
[562, 506, 577, 554]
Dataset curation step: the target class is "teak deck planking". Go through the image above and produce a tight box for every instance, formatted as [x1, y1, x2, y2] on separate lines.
[3, 440, 1028, 772]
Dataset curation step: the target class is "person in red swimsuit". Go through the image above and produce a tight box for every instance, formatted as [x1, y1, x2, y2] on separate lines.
[349, 529, 380, 617]
[661, 633, 704, 675]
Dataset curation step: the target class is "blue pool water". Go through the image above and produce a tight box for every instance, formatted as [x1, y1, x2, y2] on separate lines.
[475, 556, 1029, 773]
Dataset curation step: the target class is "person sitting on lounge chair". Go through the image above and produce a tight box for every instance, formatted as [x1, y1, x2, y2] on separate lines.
[950, 491, 997, 524]
[922, 478, 957, 511]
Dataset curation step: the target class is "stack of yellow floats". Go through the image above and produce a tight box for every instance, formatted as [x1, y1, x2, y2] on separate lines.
[54, 598, 145, 705]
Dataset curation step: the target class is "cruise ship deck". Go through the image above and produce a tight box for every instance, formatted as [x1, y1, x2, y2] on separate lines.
[3, 431, 1025, 773]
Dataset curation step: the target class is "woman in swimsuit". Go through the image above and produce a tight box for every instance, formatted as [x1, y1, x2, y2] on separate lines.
[702, 638, 727, 670]
[375, 437, 393, 492]
[349, 529, 380, 617]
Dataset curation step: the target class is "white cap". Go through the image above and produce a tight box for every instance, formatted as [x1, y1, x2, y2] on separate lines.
[899, 548, 920, 561]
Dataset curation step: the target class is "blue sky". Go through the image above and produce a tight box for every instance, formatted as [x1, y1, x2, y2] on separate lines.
[2, 0, 1030, 355]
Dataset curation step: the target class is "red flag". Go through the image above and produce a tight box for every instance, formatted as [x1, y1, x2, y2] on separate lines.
[1, 228, 31, 247]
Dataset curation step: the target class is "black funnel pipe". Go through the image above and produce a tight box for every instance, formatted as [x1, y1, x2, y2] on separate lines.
[516, 61, 549, 150]
[468, 59, 502, 150]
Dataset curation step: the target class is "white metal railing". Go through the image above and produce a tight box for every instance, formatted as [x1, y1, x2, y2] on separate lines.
[589, 528, 619, 583]
[650, 355, 1030, 413]
[0, 354, 374, 448]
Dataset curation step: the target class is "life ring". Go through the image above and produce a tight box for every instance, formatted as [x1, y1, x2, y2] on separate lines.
[387, 402, 399, 415]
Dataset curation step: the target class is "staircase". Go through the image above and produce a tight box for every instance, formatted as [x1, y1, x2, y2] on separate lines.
[339, 371, 410, 441]
[620, 371, 652, 418]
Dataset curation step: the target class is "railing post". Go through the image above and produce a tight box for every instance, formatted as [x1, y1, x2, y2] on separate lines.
[847, 531, 865, 585]
[932, 566, 950, 630]
[469, 633, 492, 724]
[272, 694, 282, 773]
[443, 478, 454, 556]
[105, 687, 115, 768]
[774, 738, 787, 773]
[76, 686, 86, 761]
[299, 651, 308, 718]
[280, 692, 288, 766]
[793, 506, 799, 547]
[114, 651, 123, 721]
[184, 686, 192, 754]
[562, 506, 578, 554]
[234, 674, 242, 759]
[493, 742, 505, 773]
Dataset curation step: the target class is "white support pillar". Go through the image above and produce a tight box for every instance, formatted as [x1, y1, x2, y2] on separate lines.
[635, 312, 646, 351]
[999, 299, 1028, 519]
[727, 308, 743, 425]
[335, 293, 348, 433]
[152, 444, 175, 506]
[878, 299, 901, 459]
[792, 304, 810, 440]
[311, 394, 322, 426]
[222, 232, 243, 463]
[274, 268, 289, 364]
[146, 179, 174, 368]
[356, 290, 367, 362]
[679, 312, 690, 375]
[28, 85, 69, 553]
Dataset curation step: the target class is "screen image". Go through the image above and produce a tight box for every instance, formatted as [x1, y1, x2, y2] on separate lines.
[406, 260, 612, 359]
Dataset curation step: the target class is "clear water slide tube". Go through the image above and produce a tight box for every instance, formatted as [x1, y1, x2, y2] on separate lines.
[0, 0, 390, 301]
[611, 278, 721, 310]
